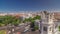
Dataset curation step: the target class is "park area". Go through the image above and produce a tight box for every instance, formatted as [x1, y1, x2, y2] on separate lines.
[0, 30, 6, 34]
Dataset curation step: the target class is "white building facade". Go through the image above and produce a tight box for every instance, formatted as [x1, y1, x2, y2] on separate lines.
[40, 11, 58, 34]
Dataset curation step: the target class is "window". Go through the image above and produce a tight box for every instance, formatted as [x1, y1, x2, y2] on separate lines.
[55, 24, 57, 28]
[43, 26, 47, 31]
[49, 27, 51, 31]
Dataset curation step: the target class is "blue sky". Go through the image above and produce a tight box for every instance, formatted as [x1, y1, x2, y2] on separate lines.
[0, 0, 60, 12]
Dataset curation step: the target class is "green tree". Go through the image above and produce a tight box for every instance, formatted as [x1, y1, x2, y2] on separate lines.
[11, 18, 21, 26]
[23, 17, 35, 23]
[59, 26, 60, 31]
[33, 15, 41, 20]
[23, 15, 41, 23]
[0, 15, 21, 26]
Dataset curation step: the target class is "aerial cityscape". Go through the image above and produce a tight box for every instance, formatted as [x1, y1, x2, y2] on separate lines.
[0, 0, 60, 34]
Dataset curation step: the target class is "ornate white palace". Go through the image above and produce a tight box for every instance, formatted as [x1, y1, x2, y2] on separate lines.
[40, 11, 59, 34]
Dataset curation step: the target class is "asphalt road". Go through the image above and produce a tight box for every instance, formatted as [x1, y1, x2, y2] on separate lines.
[22, 30, 40, 34]
[0, 22, 40, 34]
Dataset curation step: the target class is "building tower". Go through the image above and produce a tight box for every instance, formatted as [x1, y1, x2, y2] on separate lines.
[40, 11, 54, 34]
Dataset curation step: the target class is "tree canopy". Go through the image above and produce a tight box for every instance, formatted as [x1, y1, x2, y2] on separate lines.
[23, 15, 41, 23]
[0, 15, 41, 27]
[0, 15, 21, 26]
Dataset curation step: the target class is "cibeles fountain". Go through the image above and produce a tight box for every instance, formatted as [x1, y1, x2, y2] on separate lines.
[40, 11, 58, 34]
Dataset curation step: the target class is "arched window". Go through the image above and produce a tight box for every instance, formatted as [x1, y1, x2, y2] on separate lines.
[43, 26, 47, 31]
[49, 27, 51, 31]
